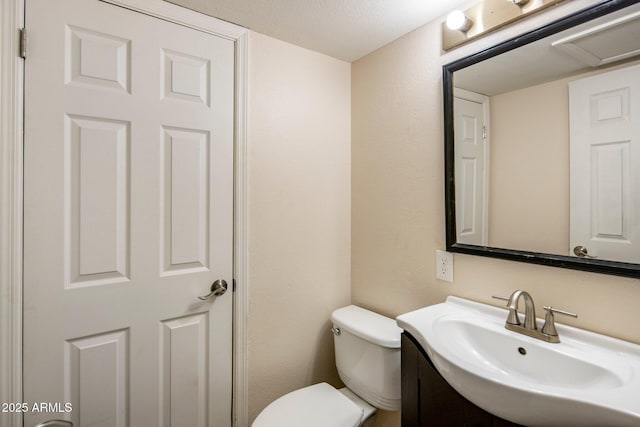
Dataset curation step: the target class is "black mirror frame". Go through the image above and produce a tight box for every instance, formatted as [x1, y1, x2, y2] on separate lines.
[443, 0, 640, 279]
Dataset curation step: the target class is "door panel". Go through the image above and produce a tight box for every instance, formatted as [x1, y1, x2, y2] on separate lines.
[161, 126, 210, 273]
[23, 0, 234, 425]
[66, 329, 129, 426]
[161, 313, 209, 427]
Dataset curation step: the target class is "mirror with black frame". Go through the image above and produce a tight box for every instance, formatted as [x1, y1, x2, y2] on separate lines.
[444, 0, 640, 278]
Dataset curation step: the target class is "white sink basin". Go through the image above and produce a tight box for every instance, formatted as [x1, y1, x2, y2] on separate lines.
[396, 296, 640, 427]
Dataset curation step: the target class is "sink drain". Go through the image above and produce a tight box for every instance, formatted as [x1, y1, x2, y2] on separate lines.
[518, 347, 527, 355]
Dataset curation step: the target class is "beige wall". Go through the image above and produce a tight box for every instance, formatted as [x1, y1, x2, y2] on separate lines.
[489, 77, 570, 253]
[352, 0, 640, 366]
[247, 32, 351, 423]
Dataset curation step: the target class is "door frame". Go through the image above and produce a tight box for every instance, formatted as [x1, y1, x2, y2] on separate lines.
[0, 0, 249, 426]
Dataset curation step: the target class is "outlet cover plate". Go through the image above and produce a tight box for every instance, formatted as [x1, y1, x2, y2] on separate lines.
[436, 250, 453, 282]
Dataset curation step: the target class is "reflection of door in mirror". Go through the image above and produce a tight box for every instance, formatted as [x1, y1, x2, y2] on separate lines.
[454, 88, 489, 246]
[569, 63, 640, 263]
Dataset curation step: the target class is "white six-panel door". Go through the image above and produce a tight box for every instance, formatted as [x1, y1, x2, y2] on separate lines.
[569, 64, 640, 263]
[23, 0, 234, 425]
[454, 89, 489, 246]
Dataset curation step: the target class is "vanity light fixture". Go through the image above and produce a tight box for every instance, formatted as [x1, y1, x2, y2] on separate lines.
[442, 0, 566, 51]
[446, 10, 473, 32]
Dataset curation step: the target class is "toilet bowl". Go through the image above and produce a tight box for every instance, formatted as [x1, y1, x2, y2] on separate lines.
[252, 305, 402, 427]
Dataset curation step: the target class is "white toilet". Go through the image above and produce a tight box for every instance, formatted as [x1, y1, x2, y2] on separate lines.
[252, 305, 402, 427]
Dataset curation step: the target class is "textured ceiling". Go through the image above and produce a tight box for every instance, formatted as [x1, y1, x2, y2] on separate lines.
[167, 0, 471, 62]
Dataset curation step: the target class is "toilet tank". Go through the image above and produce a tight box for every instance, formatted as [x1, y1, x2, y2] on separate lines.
[330, 305, 402, 411]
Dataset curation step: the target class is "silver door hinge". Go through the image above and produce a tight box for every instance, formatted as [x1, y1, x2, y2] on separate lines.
[19, 28, 26, 59]
[482, 125, 487, 139]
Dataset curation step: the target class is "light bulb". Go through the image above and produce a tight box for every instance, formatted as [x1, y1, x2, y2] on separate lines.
[446, 10, 473, 32]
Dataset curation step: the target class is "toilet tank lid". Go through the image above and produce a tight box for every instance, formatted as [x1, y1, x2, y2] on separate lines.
[331, 305, 401, 348]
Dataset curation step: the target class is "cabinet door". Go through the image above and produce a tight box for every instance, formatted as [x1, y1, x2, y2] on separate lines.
[401, 333, 521, 427]
[401, 333, 420, 426]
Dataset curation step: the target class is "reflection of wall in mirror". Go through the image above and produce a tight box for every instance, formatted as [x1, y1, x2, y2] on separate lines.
[487, 59, 640, 255]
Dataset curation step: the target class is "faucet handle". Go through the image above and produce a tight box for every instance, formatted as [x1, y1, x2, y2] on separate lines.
[491, 295, 509, 304]
[545, 306, 578, 318]
[542, 306, 578, 337]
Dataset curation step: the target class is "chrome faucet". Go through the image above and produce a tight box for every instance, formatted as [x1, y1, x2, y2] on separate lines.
[493, 290, 577, 343]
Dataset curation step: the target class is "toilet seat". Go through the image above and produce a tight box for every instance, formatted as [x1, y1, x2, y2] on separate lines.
[252, 383, 365, 427]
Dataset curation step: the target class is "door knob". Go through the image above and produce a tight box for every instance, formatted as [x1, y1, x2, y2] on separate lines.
[573, 245, 597, 258]
[198, 279, 228, 300]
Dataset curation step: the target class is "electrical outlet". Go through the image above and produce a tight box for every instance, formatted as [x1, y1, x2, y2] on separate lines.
[436, 250, 453, 283]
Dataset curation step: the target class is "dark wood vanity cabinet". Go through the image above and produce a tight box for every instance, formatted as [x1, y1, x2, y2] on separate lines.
[401, 332, 522, 427]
